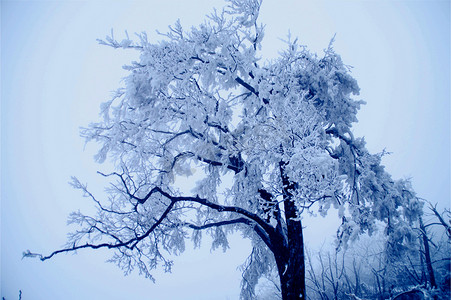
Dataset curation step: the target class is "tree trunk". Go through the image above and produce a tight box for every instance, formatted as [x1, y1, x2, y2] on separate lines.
[419, 217, 437, 288]
[284, 213, 306, 299]
[277, 160, 306, 299]
[274, 217, 306, 300]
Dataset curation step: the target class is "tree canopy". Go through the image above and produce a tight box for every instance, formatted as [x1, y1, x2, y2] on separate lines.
[26, 1, 424, 299]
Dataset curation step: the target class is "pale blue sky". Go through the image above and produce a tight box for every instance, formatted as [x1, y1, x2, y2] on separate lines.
[2, 1, 449, 299]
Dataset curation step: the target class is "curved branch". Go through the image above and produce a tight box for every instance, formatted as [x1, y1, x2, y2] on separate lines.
[182, 218, 273, 251]
[27, 201, 176, 261]
[26, 196, 276, 262]
[134, 187, 276, 239]
[183, 217, 252, 230]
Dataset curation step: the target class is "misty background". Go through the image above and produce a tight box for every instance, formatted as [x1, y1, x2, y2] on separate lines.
[2, 1, 449, 299]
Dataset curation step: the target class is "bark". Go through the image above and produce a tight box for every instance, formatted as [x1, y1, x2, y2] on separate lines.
[275, 161, 306, 300]
[272, 217, 305, 300]
[282, 217, 305, 299]
[419, 217, 437, 288]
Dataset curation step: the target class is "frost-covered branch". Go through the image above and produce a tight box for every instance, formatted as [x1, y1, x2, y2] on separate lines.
[24, 200, 176, 261]
[427, 202, 451, 240]
[129, 186, 275, 237]
[25, 1, 426, 298]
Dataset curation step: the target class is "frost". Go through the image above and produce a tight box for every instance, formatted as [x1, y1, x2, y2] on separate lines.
[39, 1, 423, 299]
[120, 38, 132, 49]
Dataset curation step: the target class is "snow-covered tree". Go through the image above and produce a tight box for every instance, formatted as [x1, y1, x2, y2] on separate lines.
[25, 1, 423, 299]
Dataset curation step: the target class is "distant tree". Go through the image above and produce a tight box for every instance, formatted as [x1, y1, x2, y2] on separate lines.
[305, 202, 451, 300]
[25, 1, 423, 299]
[418, 202, 451, 297]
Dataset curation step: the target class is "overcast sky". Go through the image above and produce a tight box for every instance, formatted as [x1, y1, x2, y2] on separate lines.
[2, 1, 450, 299]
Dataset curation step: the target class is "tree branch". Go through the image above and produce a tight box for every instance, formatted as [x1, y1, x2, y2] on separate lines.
[181, 217, 272, 249]
[234, 76, 269, 104]
[182, 217, 252, 230]
[25, 201, 176, 261]
[133, 186, 276, 240]
[428, 202, 451, 239]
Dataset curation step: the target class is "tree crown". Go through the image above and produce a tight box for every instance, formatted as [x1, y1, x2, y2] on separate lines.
[26, 1, 423, 298]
